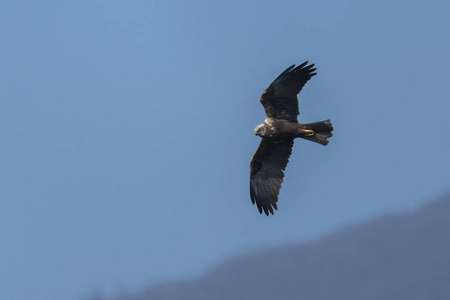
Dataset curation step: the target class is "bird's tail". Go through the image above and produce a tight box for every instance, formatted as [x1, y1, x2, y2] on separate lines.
[298, 119, 333, 146]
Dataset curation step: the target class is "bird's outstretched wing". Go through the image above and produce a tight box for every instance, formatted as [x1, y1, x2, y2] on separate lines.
[250, 139, 294, 216]
[260, 62, 317, 122]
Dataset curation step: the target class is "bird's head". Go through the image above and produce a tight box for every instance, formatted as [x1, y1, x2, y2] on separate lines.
[254, 124, 266, 137]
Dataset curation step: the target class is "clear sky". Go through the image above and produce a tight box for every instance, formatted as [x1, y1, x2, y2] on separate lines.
[1, 1, 450, 299]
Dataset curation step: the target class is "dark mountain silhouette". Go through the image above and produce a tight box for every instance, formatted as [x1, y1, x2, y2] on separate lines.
[96, 193, 450, 300]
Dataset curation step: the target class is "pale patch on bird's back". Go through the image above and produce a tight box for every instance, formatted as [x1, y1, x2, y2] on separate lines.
[263, 118, 278, 138]
[264, 118, 277, 133]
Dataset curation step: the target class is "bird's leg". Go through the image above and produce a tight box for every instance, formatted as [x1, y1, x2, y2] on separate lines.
[303, 129, 315, 136]
[296, 124, 316, 137]
[296, 127, 315, 138]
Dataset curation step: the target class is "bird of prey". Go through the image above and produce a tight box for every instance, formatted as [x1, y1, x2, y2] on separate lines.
[250, 61, 333, 216]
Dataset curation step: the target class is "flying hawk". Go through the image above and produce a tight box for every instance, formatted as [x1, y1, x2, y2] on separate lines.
[250, 62, 333, 216]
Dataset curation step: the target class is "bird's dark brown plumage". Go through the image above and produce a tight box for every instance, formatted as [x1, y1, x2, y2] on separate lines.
[250, 61, 332, 216]
[260, 61, 316, 122]
[250, 139, 294, 215]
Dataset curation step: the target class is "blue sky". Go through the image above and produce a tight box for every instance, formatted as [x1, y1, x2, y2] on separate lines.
[1, 1, 450, 299]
